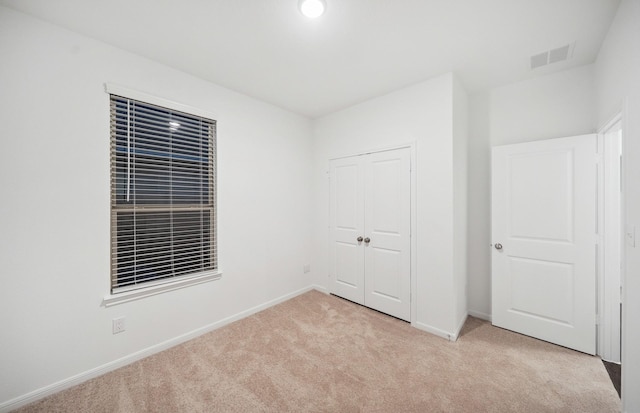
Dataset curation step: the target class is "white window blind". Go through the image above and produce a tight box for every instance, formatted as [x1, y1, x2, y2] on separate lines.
[110, 94, 217, 293]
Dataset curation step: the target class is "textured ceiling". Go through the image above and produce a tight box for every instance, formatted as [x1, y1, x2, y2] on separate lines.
[0, 0, 620, 117]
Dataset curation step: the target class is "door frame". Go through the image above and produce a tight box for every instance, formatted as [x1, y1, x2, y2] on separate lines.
[328, 142, 417, 324]
[597, 112, 623, 363]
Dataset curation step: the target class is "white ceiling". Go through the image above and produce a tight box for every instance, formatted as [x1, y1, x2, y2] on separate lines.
[0, 0, 620, 118]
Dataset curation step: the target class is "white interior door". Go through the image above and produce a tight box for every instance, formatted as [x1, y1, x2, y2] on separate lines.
[492, 134, 597, 354]
[329, 156, 365, 305]
[329, 147, 411, 321]
[364, 149, 411, 320]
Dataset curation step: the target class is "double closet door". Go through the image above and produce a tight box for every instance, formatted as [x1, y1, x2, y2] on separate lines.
[329, 147, 411, 321]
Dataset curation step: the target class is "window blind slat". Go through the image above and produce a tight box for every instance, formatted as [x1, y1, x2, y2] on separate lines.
[113, 130, 210, 152]
[115, 239, 213, 257]
[115, 265, 212, 286]
[111, 103, 207, 128]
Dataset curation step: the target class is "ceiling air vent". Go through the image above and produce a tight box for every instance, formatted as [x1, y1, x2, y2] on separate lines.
[530, 52, 549, 69]
[530, 42, 575, 70]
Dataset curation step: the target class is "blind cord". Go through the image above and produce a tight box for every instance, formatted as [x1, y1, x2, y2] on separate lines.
[126, 100, 131, 203]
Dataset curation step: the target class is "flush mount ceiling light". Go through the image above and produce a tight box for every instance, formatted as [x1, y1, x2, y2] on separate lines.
[298, 0, 326, 18]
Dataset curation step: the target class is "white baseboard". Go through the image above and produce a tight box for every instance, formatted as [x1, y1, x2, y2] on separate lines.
[412, 321, 457, 341]
[0, 285, 316, 413]
[412, 313, 469, 342]
[468, 309, 492, 322]
[450, 313, 468, 342]
[311, 284, 329, 294]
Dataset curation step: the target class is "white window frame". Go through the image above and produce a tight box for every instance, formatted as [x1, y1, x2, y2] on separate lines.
[103, 84, 221, 307]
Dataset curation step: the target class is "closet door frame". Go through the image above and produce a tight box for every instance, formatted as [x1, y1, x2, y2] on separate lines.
[328, 142, 417, 324]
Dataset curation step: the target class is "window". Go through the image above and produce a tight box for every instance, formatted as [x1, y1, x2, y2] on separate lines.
[110, 94, 217, 294]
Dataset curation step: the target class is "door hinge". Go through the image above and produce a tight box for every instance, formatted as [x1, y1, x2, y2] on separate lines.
[595, 314, 600, 326]
[620, 285, 623, 304]
[620, 155, 623, 192]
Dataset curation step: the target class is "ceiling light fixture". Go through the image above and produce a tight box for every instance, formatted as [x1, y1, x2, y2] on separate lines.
[298, 0, 326, 19]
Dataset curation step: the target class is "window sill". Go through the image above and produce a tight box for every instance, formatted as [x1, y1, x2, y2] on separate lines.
[102, 271, 222, 307]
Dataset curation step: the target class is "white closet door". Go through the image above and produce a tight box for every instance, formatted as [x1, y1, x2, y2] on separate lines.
[329, 147, 411, 321]
[364, 148, 411, 321]
[492, 134, 597, 354]
[329, 156, 365, 304]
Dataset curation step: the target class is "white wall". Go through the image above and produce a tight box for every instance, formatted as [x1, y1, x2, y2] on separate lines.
[594, 1, 640, 410]
[467, 65, 597, 318]
[0, 7, 314, 408]
[490, 64, 596, 146]
[311, 73, 467, 338]
[452, 76, 469, 329]
[467, 92, 492, 319]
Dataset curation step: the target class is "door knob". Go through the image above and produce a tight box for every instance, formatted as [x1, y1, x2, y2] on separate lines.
[494, 243, 503, 250]
[364, 237, 371, 244]
[357, 236, 363, 242]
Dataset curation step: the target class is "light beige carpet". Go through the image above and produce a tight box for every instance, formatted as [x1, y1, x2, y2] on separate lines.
[16, 290, 620, 412]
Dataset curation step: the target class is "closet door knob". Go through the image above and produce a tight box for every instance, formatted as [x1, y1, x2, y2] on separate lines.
[357, 236, 363, 242]
[364, 237, 370, 244]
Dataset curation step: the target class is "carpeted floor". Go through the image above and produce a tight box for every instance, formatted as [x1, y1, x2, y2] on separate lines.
[16, 290, 620, 412]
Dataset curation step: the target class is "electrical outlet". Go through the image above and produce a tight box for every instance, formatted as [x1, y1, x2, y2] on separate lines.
[303, 264, 310, 274]
[112, 317, 126, 334]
